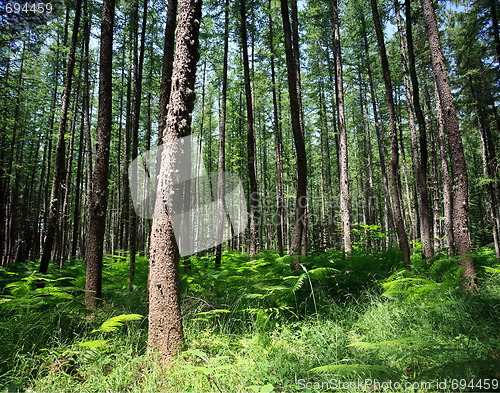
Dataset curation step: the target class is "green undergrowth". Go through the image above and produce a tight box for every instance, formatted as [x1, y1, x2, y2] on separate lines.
[0, 247, 499, 392]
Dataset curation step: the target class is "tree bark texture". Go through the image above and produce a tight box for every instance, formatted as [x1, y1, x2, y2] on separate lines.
[84, 0, 115, 308]
[241, 0, 259, 257]
[395, 0, 433, 257]
[215, 0, 229, 269]
[148, 0, 202, 362]
[371, 0, 410, 264]
[268, 0, 285, 257]
[421, 0, 476, 289]
[39, 0, 82, 273]
[332, 0, 352, 255]
[280, 0, 308, 265]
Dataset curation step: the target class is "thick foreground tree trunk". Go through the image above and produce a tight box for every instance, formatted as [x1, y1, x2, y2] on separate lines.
[148, 0, 202, 363]
[421, 0, 477, 289]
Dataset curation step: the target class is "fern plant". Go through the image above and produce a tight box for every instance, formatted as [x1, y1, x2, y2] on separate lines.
[0, 272, 77, 311]
[79, 314, 143, 351]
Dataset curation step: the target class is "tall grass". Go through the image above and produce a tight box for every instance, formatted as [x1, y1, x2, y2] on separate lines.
[0, 248, 499, 392]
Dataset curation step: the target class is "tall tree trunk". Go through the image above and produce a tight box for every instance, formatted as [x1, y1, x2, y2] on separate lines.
[84, 0, 115, 308]
[280, 0, 308, 266]
[491, 1, 500, 68]
[395, 0, 433, 257]
[40, 0, 82, 273]
[405, 0, 428, 175]
[360, 11, 394, 249]
[128, 0, 148, 291]
[371, 0, 410, 264]
[268, 0, 285, 257]
[72, 107, 86, 259]
[83, 0, 93, 233]
[360, 79, 375, 229]
[1, 43, 26, 265]
[241, 0, 259, 257]
[332, 0, 352, 255]
[319, 84, 336, 248]
[215, 0, 229, 269]
[59, 88, 81, 266]
[430, 85, 455, 255]
[470, 81, 500, 258]
[148, 0, 202, 363]
[426, 108, 442, 250]
[421, 0, 476, 288]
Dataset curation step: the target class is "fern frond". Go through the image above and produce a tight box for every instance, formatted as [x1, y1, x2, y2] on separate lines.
[309, 364, 396, 378]
[348, 337, 428, 352]
[307, 267, 339, 280]
[78, 339, 109, 349]
[290, 274, 306, 291]
[92, 314, 143, 333]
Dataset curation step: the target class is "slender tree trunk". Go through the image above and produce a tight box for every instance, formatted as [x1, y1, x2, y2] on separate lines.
[268, 0, 285, 257]
[280, 0, 308, 266]
[121, 59, 132, 250]
[427, 110, 442, 250]
[332, 0, 352, 255]
[470, 82, 500, 258]
[395, 0, 433, 257]
[72, 107, 85, 259]
[491, 2, 500, 68]
[241, 0, 259, 257]
[405, 0, 428, 174]
[360, 11, 394, 248]
[371, 0, 410, 264]
[215, 0, 229, 269]
[59, 87, 81, 266]
[148, 0, 202, 363]
[422, 0, 476, 289]
[128, 0, 148, 291]
[40, 0, 82, 273]
[430, 84, 455, 255]
[84, 0, 115, 308]
[319, 85, 336, 248]
[83, 0, 93, 232]
[1, 44, 26, 265]
[360, 79, 375, 229]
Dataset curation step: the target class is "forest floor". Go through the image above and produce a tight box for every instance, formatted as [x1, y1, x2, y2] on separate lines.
[0, 247, 499, 392]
